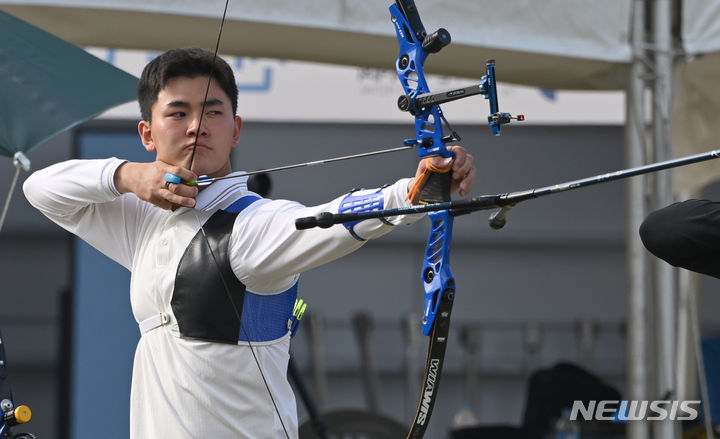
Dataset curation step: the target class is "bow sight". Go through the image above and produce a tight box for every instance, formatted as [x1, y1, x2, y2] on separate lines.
[397, 60, 525, 135]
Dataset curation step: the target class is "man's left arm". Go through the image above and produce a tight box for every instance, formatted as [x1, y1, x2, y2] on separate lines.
[230, 146, 475, 291]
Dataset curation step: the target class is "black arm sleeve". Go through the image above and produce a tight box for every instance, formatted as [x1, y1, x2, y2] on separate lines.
[640, 199, 720, 278]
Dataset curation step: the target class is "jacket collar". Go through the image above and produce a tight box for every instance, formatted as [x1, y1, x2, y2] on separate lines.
[194, 171, 250, 212]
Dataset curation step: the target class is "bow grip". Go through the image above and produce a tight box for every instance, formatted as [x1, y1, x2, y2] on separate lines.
[419, 168, 452, 204]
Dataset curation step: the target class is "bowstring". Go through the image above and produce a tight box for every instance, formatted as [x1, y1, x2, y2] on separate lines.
[187, 0, 229, 172]
[191, 2, 291, 437]
[192, 210, 290, 437]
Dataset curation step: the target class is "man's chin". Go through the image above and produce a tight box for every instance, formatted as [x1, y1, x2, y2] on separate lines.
[194, 164, 233, 179]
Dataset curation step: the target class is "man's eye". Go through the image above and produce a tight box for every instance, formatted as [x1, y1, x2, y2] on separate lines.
[170, 112, 185, 118]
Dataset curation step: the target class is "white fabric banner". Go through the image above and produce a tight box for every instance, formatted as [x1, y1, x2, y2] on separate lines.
[91, 48, 624, 124]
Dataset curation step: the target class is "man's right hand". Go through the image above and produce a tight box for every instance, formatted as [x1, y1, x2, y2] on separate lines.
[114, 161, 198, 210]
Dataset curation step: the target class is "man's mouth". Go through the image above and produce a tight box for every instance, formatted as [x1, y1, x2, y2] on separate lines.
[186, 142, 210, 150]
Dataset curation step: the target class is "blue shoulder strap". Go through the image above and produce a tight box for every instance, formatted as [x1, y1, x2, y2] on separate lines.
[224, 195, 261, 213]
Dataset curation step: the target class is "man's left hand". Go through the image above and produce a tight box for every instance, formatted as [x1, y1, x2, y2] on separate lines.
[408, 146, 476, 199]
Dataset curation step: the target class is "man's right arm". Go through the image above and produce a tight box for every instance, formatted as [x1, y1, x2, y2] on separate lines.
[23, 158, 138, 269]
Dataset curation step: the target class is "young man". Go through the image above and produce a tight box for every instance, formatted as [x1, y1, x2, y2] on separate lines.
[23, 47, 475, 438]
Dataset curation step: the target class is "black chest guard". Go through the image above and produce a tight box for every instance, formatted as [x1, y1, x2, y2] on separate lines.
[171, 198, 257, 344]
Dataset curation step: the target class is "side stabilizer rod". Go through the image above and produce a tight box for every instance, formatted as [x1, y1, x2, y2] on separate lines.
[295, 149, 720, 230]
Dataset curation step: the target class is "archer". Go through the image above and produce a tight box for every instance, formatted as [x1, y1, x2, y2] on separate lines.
[23, 47, 475, 438]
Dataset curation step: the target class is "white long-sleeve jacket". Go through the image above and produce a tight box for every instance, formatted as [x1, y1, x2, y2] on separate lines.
[23, 158, 420, 439]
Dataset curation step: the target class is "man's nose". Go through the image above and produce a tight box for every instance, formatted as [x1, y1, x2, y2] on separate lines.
[187, 115, 208, 137]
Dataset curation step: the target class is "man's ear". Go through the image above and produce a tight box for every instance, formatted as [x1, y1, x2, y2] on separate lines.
[138, 120, 156, 152]
[231, 116, 243, 148]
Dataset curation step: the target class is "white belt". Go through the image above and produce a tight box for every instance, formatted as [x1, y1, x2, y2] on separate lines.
[139, 313, 170, 335]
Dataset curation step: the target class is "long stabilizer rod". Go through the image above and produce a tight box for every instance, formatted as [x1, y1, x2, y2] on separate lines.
[295, 149, 720, 230]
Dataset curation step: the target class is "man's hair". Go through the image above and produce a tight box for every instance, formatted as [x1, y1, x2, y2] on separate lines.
[137, 47, 238, 121]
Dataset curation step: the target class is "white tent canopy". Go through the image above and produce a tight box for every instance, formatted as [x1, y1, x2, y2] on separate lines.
[0, 0, 633, 89]
[673, 0, 720, 192]
[683, 0, 720, 54]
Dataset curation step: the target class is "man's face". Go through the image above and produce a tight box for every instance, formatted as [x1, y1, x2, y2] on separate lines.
[138, 75, 242, 178]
